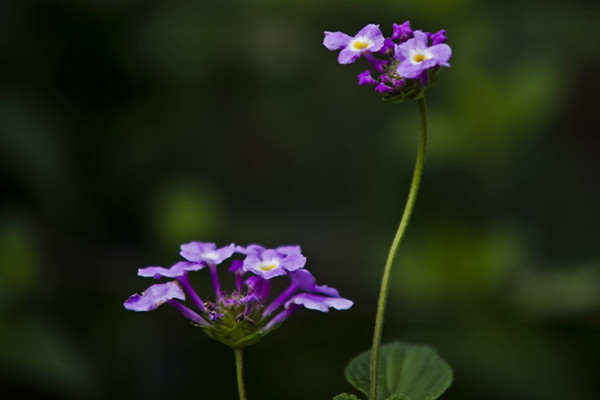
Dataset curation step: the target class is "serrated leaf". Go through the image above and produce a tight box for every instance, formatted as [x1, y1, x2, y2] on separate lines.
[333, 393, 361, 400]
[345, 341, 453, 400]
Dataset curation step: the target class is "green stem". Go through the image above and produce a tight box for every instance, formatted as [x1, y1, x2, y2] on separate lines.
[369, 98, 428, 400]
[234, 347, 247, 400]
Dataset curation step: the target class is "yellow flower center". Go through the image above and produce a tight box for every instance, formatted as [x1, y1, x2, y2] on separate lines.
[260, 264, 277, 272]
[353, 41, 369, 51]
[413, 53, 427, 63]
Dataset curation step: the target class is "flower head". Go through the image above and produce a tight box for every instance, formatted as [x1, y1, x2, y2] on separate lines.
[323, 24, 385, 64]
[323, 21, 452, 102]
[124, 241, 352, 348]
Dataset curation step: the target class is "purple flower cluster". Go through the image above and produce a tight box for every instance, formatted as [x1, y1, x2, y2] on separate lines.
[323, 21, 452, 102]
[124, 242, 352, 348]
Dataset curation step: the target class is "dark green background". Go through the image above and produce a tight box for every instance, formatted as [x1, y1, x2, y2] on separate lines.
[1, 0, 599, 399]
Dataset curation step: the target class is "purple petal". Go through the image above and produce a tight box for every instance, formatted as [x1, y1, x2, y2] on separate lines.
[289, 269, 316, 291]
[396, 61, 423, 79]
[279, 252, 306, 272]
[323, 31, 352, 50]
[429, 43, 452, 66]
[275, 245, 302, 255]
[412, 30, 428, 48]
[313, 284, 340, 297]
[241, 244, 266, 255]
[338, 48, 360, 64]
[138, 261, 203, 279]
[285, 293, 353, 312]
[124, 281, 185, 312]
[355, 24, 384, 52]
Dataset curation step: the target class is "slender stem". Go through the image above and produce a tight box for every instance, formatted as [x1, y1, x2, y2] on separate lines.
[234, 347, 247, 400]
[369, 97, 428, 400]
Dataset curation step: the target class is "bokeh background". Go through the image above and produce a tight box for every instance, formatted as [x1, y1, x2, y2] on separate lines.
[1, 0, 599, 399]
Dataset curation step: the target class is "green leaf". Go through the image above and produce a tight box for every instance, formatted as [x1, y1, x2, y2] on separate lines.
[333, 393, 362, 400]
[345, 341, 453, 400]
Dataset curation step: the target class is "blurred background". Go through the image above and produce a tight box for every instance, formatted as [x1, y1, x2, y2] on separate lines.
[1, 0, 599, 399]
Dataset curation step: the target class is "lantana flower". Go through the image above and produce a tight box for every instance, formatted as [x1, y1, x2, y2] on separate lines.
[323, 24, 385, 64]
[395, 30, 451, 79]
[323, 21, 452, 102]
[124, 241, 352, 348]
[242, 246, 306, 279]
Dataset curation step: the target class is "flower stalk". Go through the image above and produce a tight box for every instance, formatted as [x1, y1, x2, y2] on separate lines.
[234, 347, 247, 400]
[369, 97, 428, 400]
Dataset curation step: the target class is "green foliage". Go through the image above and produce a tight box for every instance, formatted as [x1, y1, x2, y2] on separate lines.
[334, 393, 362, 400]
[345, 341, 452, 400]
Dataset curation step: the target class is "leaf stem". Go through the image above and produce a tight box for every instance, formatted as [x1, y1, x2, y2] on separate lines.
[369, 97, 428, 400]
[234, 347, 247, 400]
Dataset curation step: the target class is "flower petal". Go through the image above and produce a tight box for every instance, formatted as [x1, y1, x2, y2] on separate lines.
[123, 281, 185, 312]
[285, 293, 353, 312]
[429, 44, 452, 66]
[323, 31, 352, 50]
[338, 48, 360, 64]
[138, 261, 203, 279]
[289, 269, 316, 291]
[355, 24, 384, 51]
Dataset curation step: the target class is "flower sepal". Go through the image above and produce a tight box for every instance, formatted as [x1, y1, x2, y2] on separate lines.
[202, 323, 264, 348]
[197, 296, 268, 348]
[381, 67, 442, 104]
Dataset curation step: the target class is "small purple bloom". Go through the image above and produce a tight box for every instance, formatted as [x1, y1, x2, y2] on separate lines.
[429, 29, 447, 45]
[180, 241, 236, 265]
[357, 70, 378, 86]
[375, 83, 393, 94]
[243, 247, 306, 279]
[395, 30, 452, 79]
[380, 37, 396, 55]
[285, 293, 354, 312]
[323, 24, 385, 64]
[392, 21, 413, 42]
[124, 281, 185, 312]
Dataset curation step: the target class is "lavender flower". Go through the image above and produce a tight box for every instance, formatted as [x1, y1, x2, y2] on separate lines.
[180, 241, 236, 265]
[323, 24, 385, 64]
[323, 21, 452, 102]
[395, 30, 451, 79]
[124, 241, 352, 348]
[242, 245, 306, 279]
